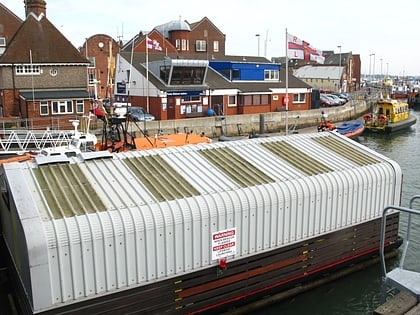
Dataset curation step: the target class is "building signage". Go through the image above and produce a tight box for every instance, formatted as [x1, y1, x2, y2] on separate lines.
[116, 82, 126, 94]
[211, 227, 237, 260]
[166, 90, 203, 97]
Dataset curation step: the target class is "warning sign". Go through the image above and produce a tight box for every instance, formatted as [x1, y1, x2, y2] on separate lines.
[212, 227, 237, 260]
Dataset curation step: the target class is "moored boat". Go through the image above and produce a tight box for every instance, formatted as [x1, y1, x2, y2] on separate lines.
[0, 132, 402, 314]
[363, 98, 417, 133]
[318, 112, 364, 139]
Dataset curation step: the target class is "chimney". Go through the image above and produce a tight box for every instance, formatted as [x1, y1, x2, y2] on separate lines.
[25, 0, 47, 17]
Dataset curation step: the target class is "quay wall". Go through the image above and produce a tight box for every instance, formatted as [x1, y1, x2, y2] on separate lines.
[132, 99, 371, 138]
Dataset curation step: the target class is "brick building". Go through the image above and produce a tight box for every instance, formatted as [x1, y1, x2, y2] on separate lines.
[0, 0, 92, 128]
[0, 2, 23, 56]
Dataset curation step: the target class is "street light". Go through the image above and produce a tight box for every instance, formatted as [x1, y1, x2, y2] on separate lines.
[386, 62, 389, 77]
[369, 53, 375, 82]
[337, 45, 341, 92]
[372, 53, 376, 82]
[255, 34, 260, 56]
[380, 58, 383, 82]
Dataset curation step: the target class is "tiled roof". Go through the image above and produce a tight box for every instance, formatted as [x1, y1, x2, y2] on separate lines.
[20, 89, 90, 100]
[0, 14, 89, 64]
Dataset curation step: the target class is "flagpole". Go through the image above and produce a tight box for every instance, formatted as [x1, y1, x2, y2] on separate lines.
[128, 36, 134, 106]
[285, 28, 289, 135]
[146, 36, 150, 113]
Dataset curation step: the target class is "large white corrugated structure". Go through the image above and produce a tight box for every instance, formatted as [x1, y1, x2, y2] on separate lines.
[0, 132, 402, 314]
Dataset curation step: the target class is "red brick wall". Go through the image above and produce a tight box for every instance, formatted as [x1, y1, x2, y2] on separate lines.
[79, 35, 120, 100]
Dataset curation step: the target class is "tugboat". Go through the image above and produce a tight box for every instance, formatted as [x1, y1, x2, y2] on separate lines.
[363, 98, 417, 133]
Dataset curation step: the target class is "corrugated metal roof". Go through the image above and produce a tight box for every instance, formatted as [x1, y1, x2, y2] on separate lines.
[294, 65, 342, 80]
[22, 132, 386, 220]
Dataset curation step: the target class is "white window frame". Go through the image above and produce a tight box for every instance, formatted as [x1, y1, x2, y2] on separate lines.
[264, 69, 279, 81]
[15, 64, 41, 75]
[195, 40, 207, 52]
[293, 93, 306, 103]
[228, 95, 237, 107]
[87, 56, 96, 68]
[40, 101, 49, 115]
[88, 72, 96, 86]
[76, 100, 84, 114]
[52, 100, 73, 114]
[181, 39, 188, 51]
[0, 37, 5, 46]
[213, 40, 219, 52]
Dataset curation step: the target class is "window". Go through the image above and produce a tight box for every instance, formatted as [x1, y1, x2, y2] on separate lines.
[76, 100, 84, 113]
[0, 37, 5, 46]
[175, 39, 180, 50]
[195, 40, 207, 52]
[252, 94, 261, 105]
[228, 95, 236, 107]
[170, 67, 205, 85]
[264, 70, 279, 80]
[15, 65, 41, 75]
[213, 41, 219, 52]
[87, 56, 96, 68]
[232, 69, 240, 80]
[40, 101, 49, 115]
[181, 39, 188, 51]
[52, 100, 73, 114]
[88, 72, 96, 85]
[160, 65, 171, 84]
[181, 95, 200, 103]
[293, 93, 306, 103]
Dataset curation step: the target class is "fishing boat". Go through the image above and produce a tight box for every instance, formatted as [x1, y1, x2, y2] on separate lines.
[390, 85, 409, 99]
[0, 132, 402, 314]
[363, 98, 417, 133]
[317, 112, 364, 139]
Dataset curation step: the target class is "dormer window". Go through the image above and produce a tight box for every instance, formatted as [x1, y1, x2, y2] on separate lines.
[264, 70, 279, 81]
[15, 64, 41, 75]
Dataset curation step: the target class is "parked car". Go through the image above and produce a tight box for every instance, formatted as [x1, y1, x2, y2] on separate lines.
[326, 94, 346, 105]
[128, 107, 155, 122]
[333, 92, 349, 102]
[320, 94, 334, 107]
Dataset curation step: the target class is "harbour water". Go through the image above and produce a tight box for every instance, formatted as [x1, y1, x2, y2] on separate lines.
[257, 109, 420, 315]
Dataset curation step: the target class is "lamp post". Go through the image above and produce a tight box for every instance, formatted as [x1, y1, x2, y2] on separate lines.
[372, 53, 376, 82]
[255, 34, 260, 56]
[380, 58, 383, 82]
[369, 54, 373, 81]
[337, 45, 341, 92]
[386, 62, 389, 77]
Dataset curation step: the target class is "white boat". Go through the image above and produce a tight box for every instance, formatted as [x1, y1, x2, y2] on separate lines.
[38, 117, 97, 157]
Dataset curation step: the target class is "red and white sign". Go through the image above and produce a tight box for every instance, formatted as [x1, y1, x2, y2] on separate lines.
[212, 227, 237, 260]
